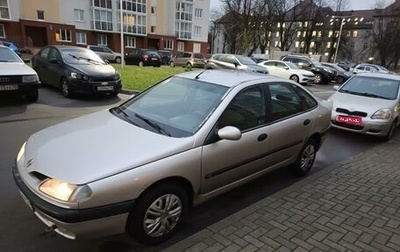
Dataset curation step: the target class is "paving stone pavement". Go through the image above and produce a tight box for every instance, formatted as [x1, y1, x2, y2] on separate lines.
[163, 133, 400, 252]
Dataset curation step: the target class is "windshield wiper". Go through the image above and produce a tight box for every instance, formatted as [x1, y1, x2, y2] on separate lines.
[134, 113, 171, 136]
[110, 107, 138, 126]
[68, 54, 103, 65]
[340, 89, 389, 99]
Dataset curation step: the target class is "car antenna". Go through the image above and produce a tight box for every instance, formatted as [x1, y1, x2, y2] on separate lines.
[195, 70, 206, 79]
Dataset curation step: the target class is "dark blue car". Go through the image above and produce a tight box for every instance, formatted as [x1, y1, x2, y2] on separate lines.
[1, 41, 20, 56]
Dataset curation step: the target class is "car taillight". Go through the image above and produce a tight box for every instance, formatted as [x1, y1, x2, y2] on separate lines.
[143, 55, 149, 61]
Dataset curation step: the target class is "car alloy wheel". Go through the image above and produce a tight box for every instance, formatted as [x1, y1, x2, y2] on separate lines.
[61, 78, 72, 98]
[337, 76, 344, 84]
[115, 57, 121, 63]
[292, 139, 317, 176]
[290, 75, 299, 83]
[314, 74, 322, 84]
[128, 183, 188, 245]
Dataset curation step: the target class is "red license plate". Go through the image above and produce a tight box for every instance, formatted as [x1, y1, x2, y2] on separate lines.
[336, 115, 362, 126]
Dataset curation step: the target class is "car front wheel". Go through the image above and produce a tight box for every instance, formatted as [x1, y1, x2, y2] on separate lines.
[292, 139, 317, 176]
[127, 183, 188, 245]
[61, 78, 72, 98]
[24, 89, 39, 102]
[115, 57, 121, 64]
[290, 75, 299, 83]
[314, 73, 323, 84]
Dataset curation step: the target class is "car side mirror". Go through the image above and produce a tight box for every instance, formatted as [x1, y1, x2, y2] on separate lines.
[217, 126, 241, 140]
[283, 66, 289, 70]
[104, 59, 110, 64]
[23, 58, 30, 64]
[49, 58, 60, 64]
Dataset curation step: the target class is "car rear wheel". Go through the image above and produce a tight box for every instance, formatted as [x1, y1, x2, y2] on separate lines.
[292, 139, 317, 176]
[170, 61, 175, 68]
[314, 73, 323, 84]
[337, 76, 344, 84]
[139, 61, 144, 67]
[61, 78, 73, 98]
[115, 57, 121, 64]
[127, 183, 188, 245]
[290, 75, 299, 83]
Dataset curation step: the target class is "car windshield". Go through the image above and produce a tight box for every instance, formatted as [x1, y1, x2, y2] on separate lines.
[61, 49, 106, 65]
[327, 64, 346, 72]
[0, 47, 23, 62]
[339, 76, 400, 100]
[311, 59, 323, 67]
[236, 55, 257, 65]
[114, 76, 229, 137]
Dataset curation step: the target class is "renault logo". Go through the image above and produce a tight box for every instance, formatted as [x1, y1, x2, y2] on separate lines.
[0, 77, 10, 83]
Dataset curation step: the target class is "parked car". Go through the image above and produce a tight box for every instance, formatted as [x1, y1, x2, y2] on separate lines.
[321, 62, 352, 84]
[32, 45, 121, 98]
[281, 55, 334, 84]
[157, 50, 172, 65]
[87, 45, 122, 63]
[13, 69, 331, 245]
[125, 48, 162, 67]
[352, 64, 379, 74]
[205, 54, 269, 74]
[258, 60, 315, 84]
[170, 52, 206, 68]
[1, 41, 21, 56]
[328, 72, 400, 140]
[0, 45, 40, 101]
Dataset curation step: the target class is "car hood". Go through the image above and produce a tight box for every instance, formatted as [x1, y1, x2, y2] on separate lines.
[68, 63, 116, 77]
[24, 110, 195, 184]
[291, 69, 314, 76]
[245, 64, 269, 72]
[330, 92, 396, 114]
[0, 62, 37, 75]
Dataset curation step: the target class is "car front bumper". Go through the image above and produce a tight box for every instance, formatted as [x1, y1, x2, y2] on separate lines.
[12, 164, 133, 239]
[69, 79, 122, 95]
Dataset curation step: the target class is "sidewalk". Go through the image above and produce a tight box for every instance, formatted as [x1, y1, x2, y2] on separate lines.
[164, 133, 400, 252]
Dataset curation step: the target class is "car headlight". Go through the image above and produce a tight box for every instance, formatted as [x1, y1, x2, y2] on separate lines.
[39, 178, 92, 202]
[371, 108, 391, 119]
[71, 72, 89, 81]
[114, 71, 121, 80]
[22, 75, 39, 83]
[17, 142, 26, 162]
[323, 68, 333, 73]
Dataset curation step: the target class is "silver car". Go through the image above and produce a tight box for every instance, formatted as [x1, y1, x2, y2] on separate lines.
[13, 70, 331, 245]
[329, 73, 400, 140]
[206, 54, 269, 74]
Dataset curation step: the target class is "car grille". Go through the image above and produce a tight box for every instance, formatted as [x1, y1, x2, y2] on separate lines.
[0, 75, 22, 84]
[336, 108, 367, 117]
[332, 121, 364, 130]
[90, 76, 115, 82]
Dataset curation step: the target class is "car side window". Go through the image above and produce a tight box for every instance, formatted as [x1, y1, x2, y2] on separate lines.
[48, 48, 61, 62]
[104, 47, 112, 53]
[218, 86, 265, 131]
[265, 61, 276, 66]
[194, 53, 203, 59]
[268, 83, 304, 121]
[39, 47, 50, 59]
[276, 62, 286, 69]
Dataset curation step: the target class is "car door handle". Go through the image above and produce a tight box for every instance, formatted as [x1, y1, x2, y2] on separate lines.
[257, 134, 268, 142]
[303, 119, 311, 126]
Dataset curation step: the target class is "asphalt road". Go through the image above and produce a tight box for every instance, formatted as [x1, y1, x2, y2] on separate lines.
[0, 85, 384, 252]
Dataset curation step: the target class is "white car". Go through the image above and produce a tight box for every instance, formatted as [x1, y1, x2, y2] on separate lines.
[13, 70, 331, 245]
[258, 60, 315, 84]
[329, 72, 400, 140]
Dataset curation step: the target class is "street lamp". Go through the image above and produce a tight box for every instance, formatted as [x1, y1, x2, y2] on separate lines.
[331, 15, 351, 63]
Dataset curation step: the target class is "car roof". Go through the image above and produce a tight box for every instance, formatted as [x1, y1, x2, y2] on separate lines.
[356, 72, 400, 80]
[174, 69, 285, 88]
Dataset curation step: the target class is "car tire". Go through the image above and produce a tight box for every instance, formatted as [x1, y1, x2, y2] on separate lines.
[186, 63, 192, 69]
[170, 61, 175, 68]
[61, 78, 73, 98]
[139, 61, 144, 67]
[127, 183, 188, 245]
[314, 73, 323, 84]
[291, 138, 317, 176]
[115, 57, 121, 64]
[290, 75, 299, 83]
[384, 120, 397, 141]
[337, 76, 344, 84]
[24, 90, 39, 102]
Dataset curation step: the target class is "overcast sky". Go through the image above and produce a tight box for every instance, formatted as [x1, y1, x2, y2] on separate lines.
[209, 0, 395, 11]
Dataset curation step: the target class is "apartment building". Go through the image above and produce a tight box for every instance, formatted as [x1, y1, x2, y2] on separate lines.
[0, 0, 210, 55]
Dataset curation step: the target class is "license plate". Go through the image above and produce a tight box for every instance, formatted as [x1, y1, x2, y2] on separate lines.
[151, 58, 157, 60]
[20, 191, 33, 211]
[0, 84, 18, 91]
[97, 86, 114, 91]
[336, 115, 362, 125]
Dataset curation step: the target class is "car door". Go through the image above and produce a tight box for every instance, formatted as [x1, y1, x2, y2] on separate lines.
[32, 47, 51, 85]
[46, 48, 64, 87]
[262, 61, 277, 75]
[125, 49, 137, 65]
[102, 47, 114, 61]
[201, 84, 271, 193]
[276, 62, 292, 79]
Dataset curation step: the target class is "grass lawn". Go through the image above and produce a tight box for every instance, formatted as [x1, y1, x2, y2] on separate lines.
[112, 64, 190, 92]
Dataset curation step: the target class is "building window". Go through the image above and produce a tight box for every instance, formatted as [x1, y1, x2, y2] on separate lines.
[297, 31, 301, 37]
[121, 0, 146, 13]
[175, 2, 193, 21]
[175, 21, 192, 39]
[76, 32, 87, 44]
[151, 6, 156, 14]
[125, 36, 136, 48]
[56, 29, 72, 42]
[150, 26, 156, 33]
[0, 23, 5, 38]
[37, 10, 45, 20]
[195, 8, 202, 18]
[92, 0, 112, 9]
[327, 42, 331, 48]
[193, 43, 201, 53]
[97, 34, 107, 46]
[177, 41, 184, 51]
[194, 26, 201, 37]
[93, 10, 113, 31]
[0, 0, 10, 19]
[74, 9, 84, 22]
[119, 13, 146, 35]
[295, 41, 299, 48]
[328, 31, 333, 37]
[353, 31, 358, 37]
[164, 39, 173, 50]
